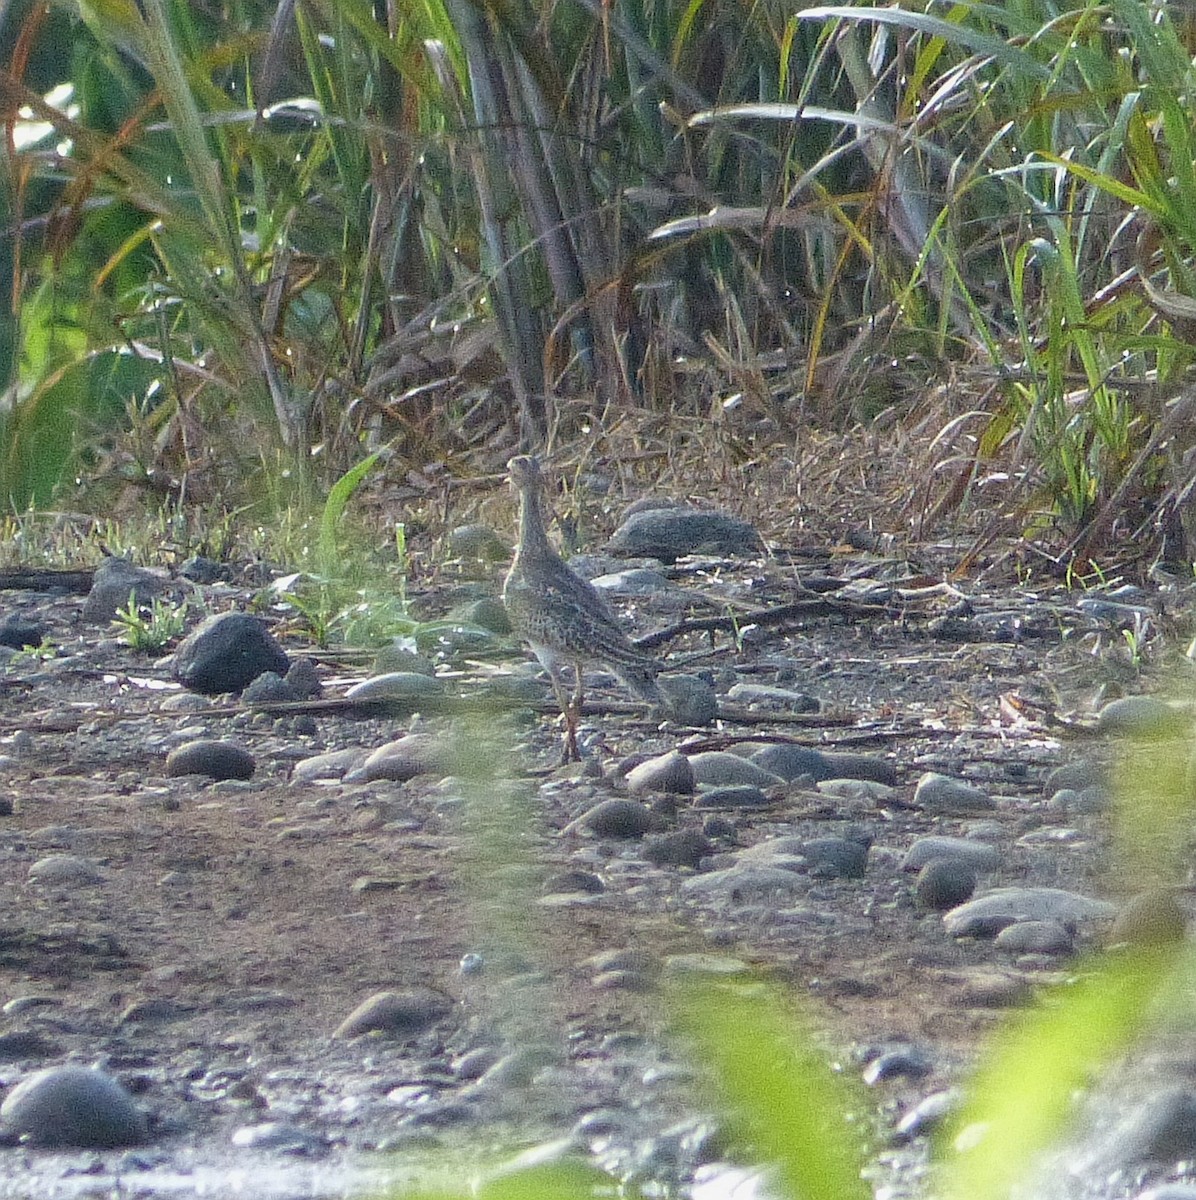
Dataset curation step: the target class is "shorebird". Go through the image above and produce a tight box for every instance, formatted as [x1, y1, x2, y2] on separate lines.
[502, 455, 664, 761]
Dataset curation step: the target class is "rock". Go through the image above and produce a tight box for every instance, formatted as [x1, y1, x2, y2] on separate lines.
[701, 785, 770, 809]
[1104, 1087, 1196, 1165]
[658, 675, 719, 725]
[291, 748, 368, 784]
[0, 618, 46, 650]
[914, 772, 994, 813]
[817, 779, 896, 803]
[332, 988, 453, 1040]
[803, 836, 869, 879]
[344, 672, 447, 703]
[178, 555, 229, 584]
[1096, 695, 1188, 738]
[1109, 889, 1189, 947]
[862, 1046, 932, 1085]
[453, 1047, 502, 1081]
[352, 735, 446, 782]
[285, 658, 322, 698]
[173, 613, 289, 695]
[571, 799, 654, 839]
[165, 739, 255, 781]
[591, 568, 676, 596]
[28, 855, 104, 885]
[241, 671, 300, 705]
[726, 684, 820, 712]
[749, 744, 831, 782]
[626, 750, 695, 795]
[0, 1032, 58, 1061]
[584, 948, 659, 975]
[895, 1090, 961, 1142]
[681, 864, 806, 899]
[1045, 761, 1107, 793]
[82, 557, 163, 622]
[689, 752, 783, 789]
[542, 870, 604, 895]
[664, 953, 750, 977]
[231, 1121, 326, 1153]
[915, 859, 976, 911]
[0, 1065, 147, 1147]
[644, 829, 712, 868]
[820, 753, 899, 786]
[902, 836, 1001, 873]
[608, 508, 764, 562]
[460, 598, 511, 635]
[944, 887, 1116, 937]
[445, 524, 509, 561]
[373, 644, 437, 675]
[995, 919, 1074, 955]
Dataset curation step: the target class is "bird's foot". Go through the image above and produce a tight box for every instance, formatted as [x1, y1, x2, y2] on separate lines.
[560, 702, 582, 763]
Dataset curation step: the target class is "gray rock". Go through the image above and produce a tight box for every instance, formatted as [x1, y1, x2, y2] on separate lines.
[28, 855, 104, 885]
[689, 752, 783, 789]
[453, 1047, 502, 1081]
[803, 836, 869, 879]
[82, 557, 163, 623]
[178, 555, 229, 584]
[0, 618, 46, 650]
[0, 1065, 147, 1147]
[345, 672, 447, 703]
[173, 613, 289, 695]
[445, 523, 509, 561]
[231, 1121, 326, 1152]
[750, 744, 831, 782]
[817, 779, 896, 803]
[626, 750, 695, 795]
[681, 863, 806, 899]
[332, 988, 453, 1040]
[1097, 695, 1189, 737]
[903, 836, 1001, 873]
[820, 753, 899, 786]
[914, 772, 994, 813]
[542, 869, 604, 895]
[658, 675, 719, 725]
[284, 658, 322, 698]
[241, 671, 300, 705]
[1045, 760, 1107, 793]
[459, 598, 511, 635]
[862, 1046, 932, 1085]
[1105, 1087, 1196, 1165]
[591, 568, 675, 596]
[608, 508, 764, 562]
[644, 829, 712, 868]
[995, 919, 1074, 955]
[895, 1089, 961, 1142]
[572, 799, 654, 839]
[165, 739, 255, 781]
[664, 953, 750, 976]
[915, 859, 976, 911]
[700, 785, 770, 808]
[1139, 1185, 1196, 1200]
[353, 734, 446, 782]
[373, 644, 437, 675]
[291, 748, 369, 784]
[945, 887, 1116, 937]
[0, 1031, 58, 1061]
[726, 684, 819, 712]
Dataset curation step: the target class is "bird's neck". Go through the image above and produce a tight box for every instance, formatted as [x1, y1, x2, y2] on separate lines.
[516, 485, 555, 561]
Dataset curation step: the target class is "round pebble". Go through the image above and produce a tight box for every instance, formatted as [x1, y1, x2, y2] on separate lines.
[0, 1065, 147, 1147]
[915, 859, 977, 911]
[165, 739, 255, 781]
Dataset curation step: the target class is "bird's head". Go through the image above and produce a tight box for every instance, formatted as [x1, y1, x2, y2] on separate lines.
[507, 454, 544, 493]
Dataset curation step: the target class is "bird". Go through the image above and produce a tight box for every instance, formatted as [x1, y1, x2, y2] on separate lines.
[502, 454, 665, 761]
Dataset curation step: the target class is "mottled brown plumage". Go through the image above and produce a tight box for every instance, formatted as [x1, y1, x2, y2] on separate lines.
[503, 455, 663, 760]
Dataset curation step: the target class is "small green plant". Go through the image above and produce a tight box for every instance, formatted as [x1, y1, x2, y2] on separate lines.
[111, 592, 188, 653]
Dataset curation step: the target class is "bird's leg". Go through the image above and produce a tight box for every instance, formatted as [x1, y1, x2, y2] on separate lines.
[547, 664, 580, 763]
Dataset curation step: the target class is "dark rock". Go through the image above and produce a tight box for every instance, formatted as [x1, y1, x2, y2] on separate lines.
[178, 556, 230, 584]
[173, 612, 289, 695]
[242, 671, 300, 705]
[626, 750, 695, 795]
[862, 1046, 932, 1085]
[461, 598, 511, 635]
[916, 859, 976, 911]
[165, 739, 256, 782]
[804, 836, 869, 879]
[445, 524, 509, 561]
[658, 675, 719, 725]
[0, 618, 46, 650]
[699, 785, 770, 809]
[608, 508, 764, 562]
[542, 870, 605, 895]
[332, 988, 453, 1040]
[902, 836, 1000, 873]
[1097, 695, 1189, 738]
[1109, 889, 1189, 948]
[0, 1032, 59, 1061]
[702, 815, 737, 839]
[820, 752, 899, 786]
[574, 799, 655, 838]
[0, 1065, 147, 1147]
[914, 772, 994, 813]
[285, 658, 322, 698]
[82, 557, 163, 623]
[750, 744, 832, 782]
[995, 919, 1074, 955]
[644, 829, 713, 868]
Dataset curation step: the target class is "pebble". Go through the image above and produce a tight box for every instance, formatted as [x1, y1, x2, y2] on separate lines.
[332, 988, 454, 1040]
[173, 612, 290, 695]
[82, 557, 164, 622]
[352, 734, 446, 783]
[453, 1047, 502, 1080]
[995, 919, 1074, 955]
[1108, 889, 1189, 947]
[285, 658, 322, 698]
[608, 508, 764, 562]
[0, 1065, 147, 1147]
[915, 859, 976, 911]
[749, 744, 831, 782]
[802, 836, 869, 879]
[894, 1089, 962, 1141]
[914, 772, 994, 813]
[862, 1046, 932, 1085]
[460, 598, 511, 634]
[0, 1032, 58, 1061]
[542, 870, 604, 894]
[725, 684, 819, 712]
[664, 953, 750, 977]
[658, 675, 719, 725]
[345, 673, 448, 704]
[1096, 695, 1189, 737]
[902, 836, 1001, 873]
[688, 753, 783, 789]
[28, 855, 105, 885]
[165, 739, 256, 781]
[1104, 1087, 1196, 1165]
[230, 1121, 325, 1153]
[626, 751, 695, 795]
[241, 671, 300, 705]
[1045, 760, 1107, 793]
[820, 753, 899, 786]
[570, 799, 655, 839]
[816, 779, 895, 803]
[0, 618, 46, 649]
[644, 830, 713, 868]
[445, 524, 509, 561]
[591, 568, 676, 597]
[944, 887, 1116, 937]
